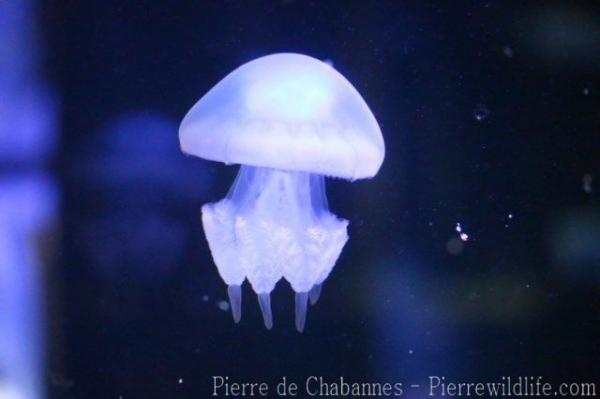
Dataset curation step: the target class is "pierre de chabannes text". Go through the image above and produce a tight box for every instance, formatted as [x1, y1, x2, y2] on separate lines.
[212, 376, 597, 397]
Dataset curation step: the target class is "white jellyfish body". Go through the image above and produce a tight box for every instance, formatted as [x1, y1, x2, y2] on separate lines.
[179, 53, 384, 331]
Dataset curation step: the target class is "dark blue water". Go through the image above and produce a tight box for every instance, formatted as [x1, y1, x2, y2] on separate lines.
[34, 1, 600, 397]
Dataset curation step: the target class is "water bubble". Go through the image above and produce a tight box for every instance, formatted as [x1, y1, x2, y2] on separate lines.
[473, 104, 489, 121]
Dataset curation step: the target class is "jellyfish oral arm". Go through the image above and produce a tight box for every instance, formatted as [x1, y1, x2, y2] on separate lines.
[201, 165, 348, 331]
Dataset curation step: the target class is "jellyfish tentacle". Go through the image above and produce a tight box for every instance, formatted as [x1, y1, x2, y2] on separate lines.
[227, 284, 242, 323]
[257, 292, 273, 330]
[295, 291, 309, 333]
[308, 283, 322, 306]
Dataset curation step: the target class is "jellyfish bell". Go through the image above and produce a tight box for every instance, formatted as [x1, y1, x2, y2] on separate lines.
[180, 53, 383, 179]
[180, 53, 385, 332]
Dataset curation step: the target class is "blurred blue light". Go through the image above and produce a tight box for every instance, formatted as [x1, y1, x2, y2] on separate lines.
[0, 1, 58, 397]
[78, 111, 214, 200]
[0, 1, 57, 166]
[0, 175, 58, 399]
[78, 111, 214, 280]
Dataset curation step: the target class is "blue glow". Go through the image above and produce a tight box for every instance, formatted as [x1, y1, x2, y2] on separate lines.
[0, 1, 57, 397]
[0, 1, 57, 166]
[0, 175, 57, 399]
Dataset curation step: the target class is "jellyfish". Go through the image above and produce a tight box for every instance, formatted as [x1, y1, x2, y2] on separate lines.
[179, 53, 385, 331]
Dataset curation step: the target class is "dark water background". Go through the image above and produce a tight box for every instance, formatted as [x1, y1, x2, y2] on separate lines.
[29, 1, 600, 397]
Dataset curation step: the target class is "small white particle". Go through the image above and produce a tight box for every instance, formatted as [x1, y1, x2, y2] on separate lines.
[178, 379, 183, 384]
[473, 104, 490, 121]
[503, 46, 514, 58]
[217, 300, 230, 312]
[455, 223, 469, 241]
[583, 87, 590, 96]
[508, 213, 513, 219]
[202, 295, 209, 302]
[408, 349, 414, 355]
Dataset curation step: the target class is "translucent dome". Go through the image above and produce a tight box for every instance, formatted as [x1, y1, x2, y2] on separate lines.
[179, 53, 384, 180]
